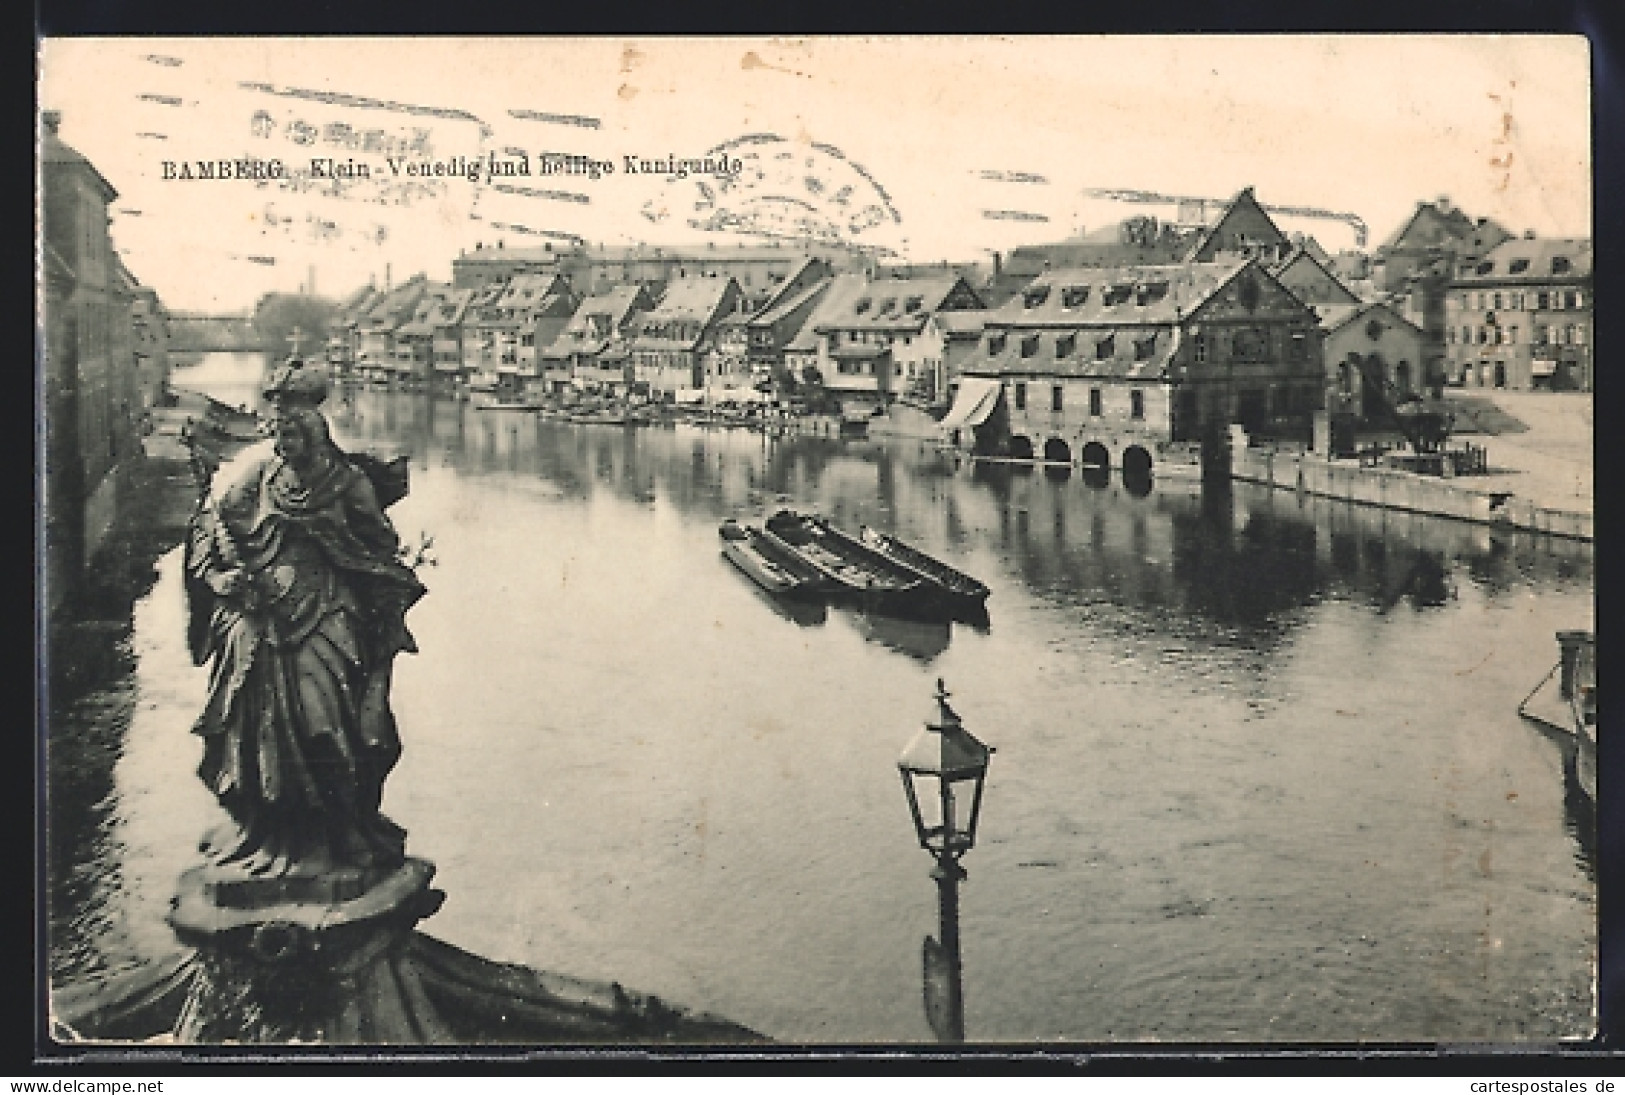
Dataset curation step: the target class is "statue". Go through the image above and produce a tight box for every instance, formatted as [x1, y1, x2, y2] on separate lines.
[183, 359, 425, 881]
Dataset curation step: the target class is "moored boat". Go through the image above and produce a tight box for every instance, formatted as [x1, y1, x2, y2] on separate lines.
[859, 526, 990, 618]
[1518, 629, 1596, 806]
[761, 510, 942, 617]
[719, 519, 841, 601]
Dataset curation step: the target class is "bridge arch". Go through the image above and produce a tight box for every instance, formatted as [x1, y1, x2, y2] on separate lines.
[1042, 437, 1072, 464]
[1007, 434, 1034, 461]
[1080, 441, 1110, 469]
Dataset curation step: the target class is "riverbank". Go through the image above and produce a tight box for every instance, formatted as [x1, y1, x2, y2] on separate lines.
[1233, 392, 1593, 541]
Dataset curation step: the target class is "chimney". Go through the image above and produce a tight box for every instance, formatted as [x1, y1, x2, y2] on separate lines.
[385, 263, 392, 291]
[42, 110, 61, 135]
[1524, 229, 1537, 240]
[1436, 195, 1451, 213]
[992, 252, 1002, 279]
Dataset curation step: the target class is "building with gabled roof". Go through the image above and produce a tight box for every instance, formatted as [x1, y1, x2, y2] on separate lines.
[1179, 187, 1291, 263]
[1316, 300, 1426, 424]
[1270, 245, 1361, 307]
[421, 288, 476, 383]
[327, 283, 381, 368]
[390, 281, 453, 382]
[947, 257, 1322, 467]
[1370, 197, 1512, 388]
[806, 272, 984, 407]
[541, 284, 657, 396]
[356, 273, 431, 378]
[701, 256, 838, 398]
[632, 276, 743, 397]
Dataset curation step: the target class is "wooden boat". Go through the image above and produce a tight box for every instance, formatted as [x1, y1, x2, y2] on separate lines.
[760, 510, 941, 617]
[1518, 629, 1596, 807]
[718, 519, 840, 601]
[859, 526, 990, 617]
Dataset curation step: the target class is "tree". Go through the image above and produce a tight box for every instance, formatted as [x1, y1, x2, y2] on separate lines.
[253, 293, 338, 360]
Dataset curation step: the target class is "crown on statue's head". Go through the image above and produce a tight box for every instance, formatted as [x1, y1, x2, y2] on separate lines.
[262, 357, 330, 408]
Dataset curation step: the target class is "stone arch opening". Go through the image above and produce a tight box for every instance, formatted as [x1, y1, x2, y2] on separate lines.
[1007, 434, 1034, 461]
[1080, 441, 1110, 469]
[1122, 445, 1154, 478]
[1042, 437, 1072, 464]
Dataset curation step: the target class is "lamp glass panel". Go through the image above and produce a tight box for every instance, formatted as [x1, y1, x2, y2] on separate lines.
[944, 775, 979, 845]
[908, 770, 944, 833]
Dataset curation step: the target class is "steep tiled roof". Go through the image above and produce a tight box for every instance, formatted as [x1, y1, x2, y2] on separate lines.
[750, 277, 831, 328]
[986, 259, 1250, 327]
[643, 277, 737, 323]
[1313, 301, 1421, 338]
[814, 273, 973, 332]
[964, 326, 1180, 381]
[1452, 237, 1592, 283]
[494, 272, 567, 311]
[783, 273, 870, 352]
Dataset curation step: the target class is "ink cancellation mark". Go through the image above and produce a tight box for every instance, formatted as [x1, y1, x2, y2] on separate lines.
[641, 132, 903, 253]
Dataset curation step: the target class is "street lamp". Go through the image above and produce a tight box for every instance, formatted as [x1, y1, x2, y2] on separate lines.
[898, 678, 992, 1043]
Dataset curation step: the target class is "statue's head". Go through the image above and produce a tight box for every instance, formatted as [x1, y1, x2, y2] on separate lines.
[272, 404, 333, 470]
[264, 359, 335, 470]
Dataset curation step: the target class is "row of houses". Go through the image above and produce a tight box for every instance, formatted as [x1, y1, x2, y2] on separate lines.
[325, 252, 992, 407]
[41, 111, 175, 620]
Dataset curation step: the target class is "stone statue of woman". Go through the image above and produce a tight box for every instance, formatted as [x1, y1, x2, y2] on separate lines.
[183, 360, 425, 880]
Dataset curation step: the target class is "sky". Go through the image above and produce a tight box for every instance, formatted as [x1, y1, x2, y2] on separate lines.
[38, 35, 1592, 313]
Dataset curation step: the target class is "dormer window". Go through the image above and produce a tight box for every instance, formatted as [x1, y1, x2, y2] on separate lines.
[855, 298, 872, 315]
[904, 296, 924, 314]
[1061, 285, 1089, 309]
[1509, 257, 1530, 274]
[1022, 286, 1051, 309]
[1133, 335, 1156, 361]
[1056, 334, 1076, 358]
[1020, 335, 1039, 358]
[988, 333, 1007, 355]
[878, 298, 898, 316]
[1135, 282, 1169, 306]
[1103, 284, 1134, 307]
[1095, 335, 1115, 360]
[1551, 256, 1572, 275]
[1476, 261, 1495, 275]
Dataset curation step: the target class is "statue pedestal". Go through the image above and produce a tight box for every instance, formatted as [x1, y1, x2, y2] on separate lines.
[160, 857, 450, 1043]
[52, 850, 765, 1045]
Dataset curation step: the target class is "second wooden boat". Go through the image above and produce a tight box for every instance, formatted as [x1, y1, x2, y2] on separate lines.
[761, 510, 942, 617]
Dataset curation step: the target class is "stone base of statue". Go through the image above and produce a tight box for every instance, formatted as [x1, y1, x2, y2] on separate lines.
[50, 856, 764, 1045]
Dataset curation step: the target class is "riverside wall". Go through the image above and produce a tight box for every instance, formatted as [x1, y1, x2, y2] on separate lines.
[1232, 447, 1593, 542]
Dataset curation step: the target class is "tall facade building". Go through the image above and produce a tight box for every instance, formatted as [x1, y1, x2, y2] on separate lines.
[1444, 236, 1592, 391]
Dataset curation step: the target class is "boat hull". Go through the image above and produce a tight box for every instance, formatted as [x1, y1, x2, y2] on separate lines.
[760, 511, 946, 618]
[719, 521, 838, 601]
[859, 525, 990, 620]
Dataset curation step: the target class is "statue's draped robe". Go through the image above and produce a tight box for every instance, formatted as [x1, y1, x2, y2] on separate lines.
[185, 440, 426, 876]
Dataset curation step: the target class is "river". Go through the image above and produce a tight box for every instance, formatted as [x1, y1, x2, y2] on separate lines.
[48, 352, 1597, 1044]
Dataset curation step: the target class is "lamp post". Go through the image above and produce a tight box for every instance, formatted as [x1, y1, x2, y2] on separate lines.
[898, 678, 992, 1044]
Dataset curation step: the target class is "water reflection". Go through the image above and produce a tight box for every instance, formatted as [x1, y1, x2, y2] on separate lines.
[848, 610, 953, 664]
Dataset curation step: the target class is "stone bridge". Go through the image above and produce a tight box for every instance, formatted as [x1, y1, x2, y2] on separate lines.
[168, 314, 267, 353]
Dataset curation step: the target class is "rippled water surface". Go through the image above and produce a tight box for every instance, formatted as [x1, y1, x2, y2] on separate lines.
[50, 354, 1596, 1044]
